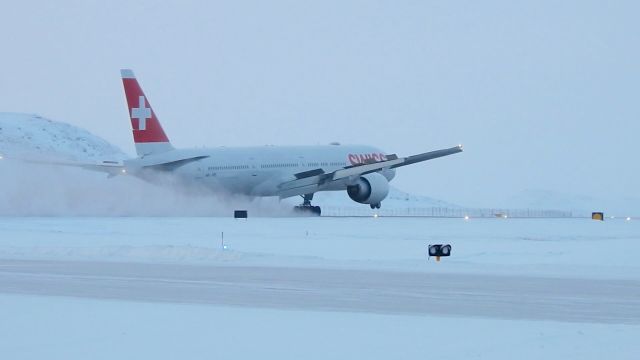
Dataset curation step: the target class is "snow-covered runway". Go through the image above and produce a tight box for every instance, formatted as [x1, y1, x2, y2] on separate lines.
[1, 217, 639, 359]
[1, 259, 638, 324]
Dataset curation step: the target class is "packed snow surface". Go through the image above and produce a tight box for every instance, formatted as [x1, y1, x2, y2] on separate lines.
[1, 217, 637, 279]
[0, 217, 639, 359]
[1, 294, 638, 360]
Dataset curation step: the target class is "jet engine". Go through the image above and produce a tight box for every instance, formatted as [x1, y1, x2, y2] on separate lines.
[347, 172, 389, 206]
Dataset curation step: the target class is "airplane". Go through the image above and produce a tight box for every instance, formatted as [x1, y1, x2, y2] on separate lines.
[63, 69, 464, 215]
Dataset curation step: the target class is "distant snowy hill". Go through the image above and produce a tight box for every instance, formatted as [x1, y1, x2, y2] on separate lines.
[0, 112, 127, 162]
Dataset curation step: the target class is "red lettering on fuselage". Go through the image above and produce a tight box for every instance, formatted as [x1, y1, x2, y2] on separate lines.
[348, 154, 359, 165]
[347, 153, 387, 165]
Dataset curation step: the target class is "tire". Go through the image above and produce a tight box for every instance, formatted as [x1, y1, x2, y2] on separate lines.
[294, 205, 322, 217]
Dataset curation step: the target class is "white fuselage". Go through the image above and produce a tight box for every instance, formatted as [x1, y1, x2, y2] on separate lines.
[127, 144, 396, 197]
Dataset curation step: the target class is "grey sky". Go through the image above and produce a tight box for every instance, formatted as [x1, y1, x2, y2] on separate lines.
[1, 0, 638, 207]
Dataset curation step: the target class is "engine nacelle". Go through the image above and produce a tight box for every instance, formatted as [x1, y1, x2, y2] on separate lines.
[347, 172, 390, 205]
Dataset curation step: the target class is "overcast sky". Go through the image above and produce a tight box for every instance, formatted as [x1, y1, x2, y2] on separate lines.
[1, 0, 638, 207]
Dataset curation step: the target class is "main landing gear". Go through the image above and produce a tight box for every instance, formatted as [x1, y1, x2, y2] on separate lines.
[294, 194, 321, 216]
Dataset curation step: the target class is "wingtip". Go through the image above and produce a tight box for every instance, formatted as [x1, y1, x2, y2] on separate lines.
[120, 69, 135, 79]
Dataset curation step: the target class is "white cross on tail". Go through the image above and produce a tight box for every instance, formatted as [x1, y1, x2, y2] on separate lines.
[131, 96, 151, 130]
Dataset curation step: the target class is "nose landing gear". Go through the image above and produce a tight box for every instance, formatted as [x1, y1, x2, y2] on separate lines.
[370, 203, 381, 209]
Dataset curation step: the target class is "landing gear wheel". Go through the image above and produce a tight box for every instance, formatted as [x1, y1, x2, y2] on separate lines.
[295, 194, 321, 216]
[294, 205, 321, 216]
[370, 203, 381, 209]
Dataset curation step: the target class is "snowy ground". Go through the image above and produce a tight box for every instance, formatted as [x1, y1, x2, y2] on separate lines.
[1, 294, 638, 360]
[0, 217, 639, 359]
[1, 217, 638, 279]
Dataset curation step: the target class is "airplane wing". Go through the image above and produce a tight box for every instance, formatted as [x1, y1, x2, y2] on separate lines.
[72, 161, 126, 177]
[2, 156, 127, 177]
[277, 145, 463, 198]
[2, 151, 209, 177]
